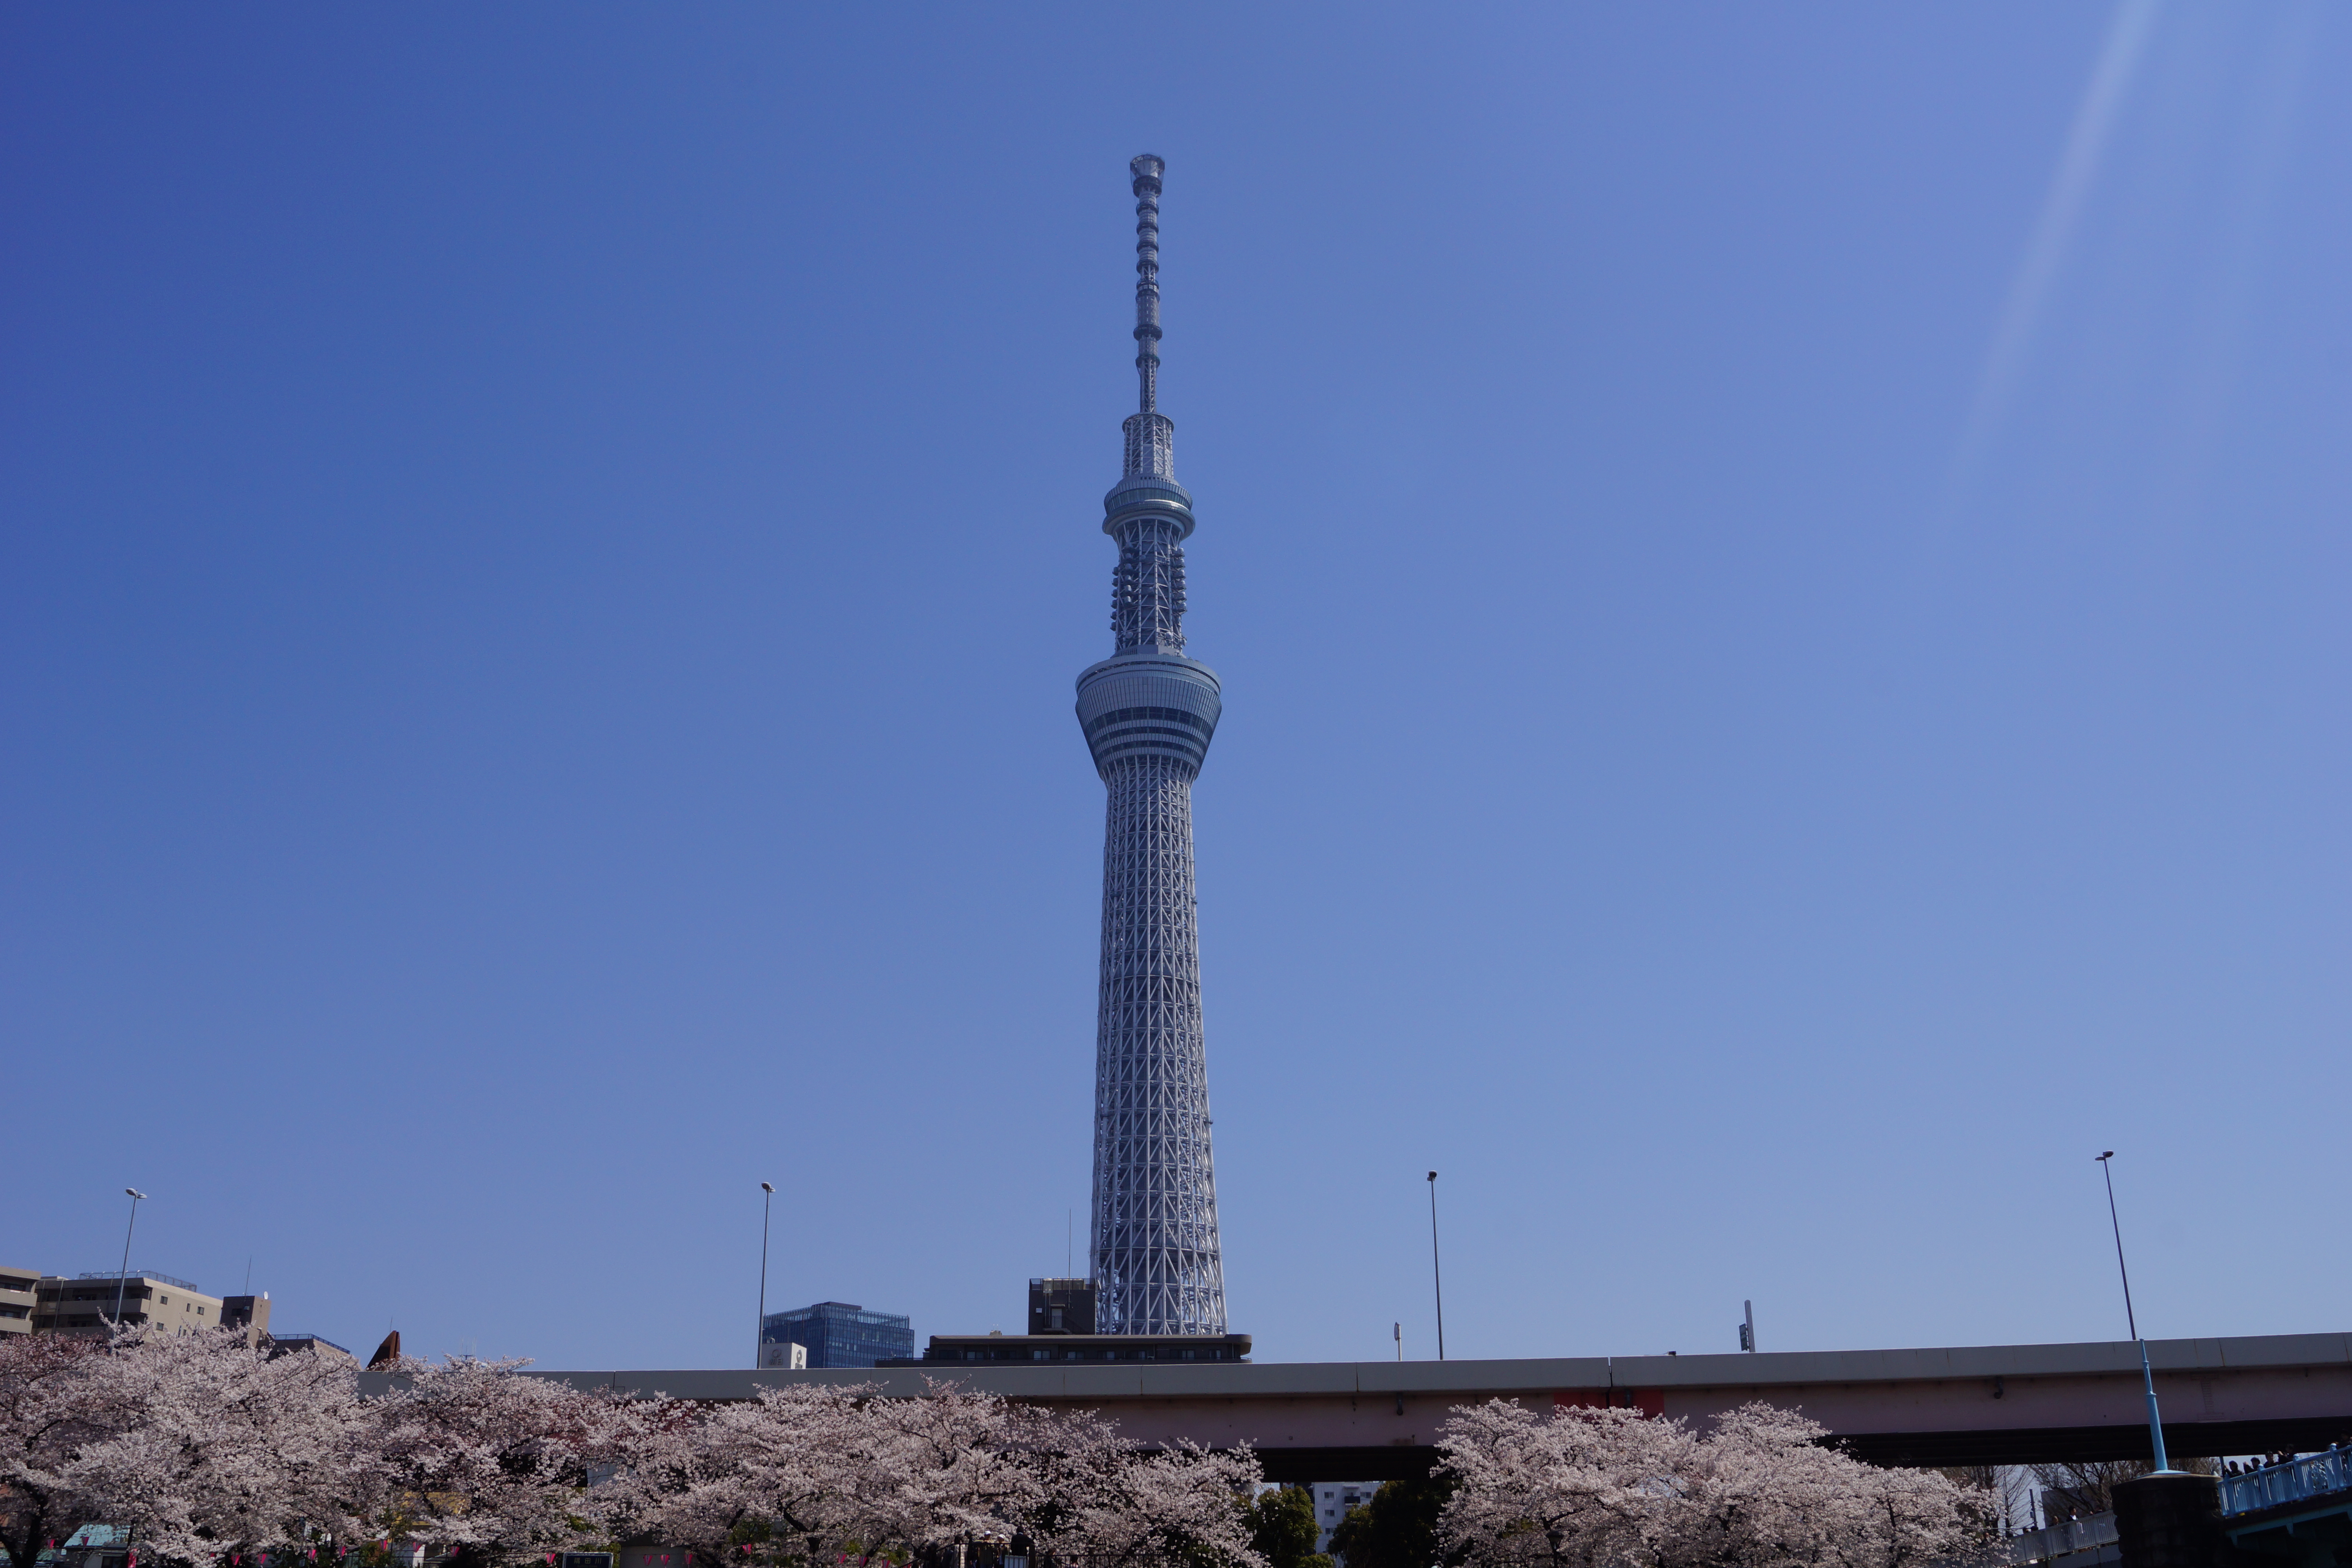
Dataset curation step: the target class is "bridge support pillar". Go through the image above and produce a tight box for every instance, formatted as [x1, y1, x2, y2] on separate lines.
[2114, 1473, 2229, 1568]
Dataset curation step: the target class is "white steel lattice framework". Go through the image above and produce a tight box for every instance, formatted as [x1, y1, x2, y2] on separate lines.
[1074, 155, 1227, 1336]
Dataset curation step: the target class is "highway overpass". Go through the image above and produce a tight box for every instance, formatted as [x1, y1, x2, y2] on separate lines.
[475, 1332, 2352, 1481]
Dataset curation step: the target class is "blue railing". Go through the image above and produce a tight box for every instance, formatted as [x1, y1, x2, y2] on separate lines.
[2221, 1446, 2352, 1517]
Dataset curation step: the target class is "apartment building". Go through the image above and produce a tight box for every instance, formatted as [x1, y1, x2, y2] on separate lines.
[32, 1272, 223, 1338]
[0, 1265, 36, 1338]
[1313, 1481, 1383, 1554]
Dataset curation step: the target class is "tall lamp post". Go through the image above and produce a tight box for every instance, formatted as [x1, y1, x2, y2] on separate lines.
[756, 1181, 775, 1370]
[111, 1189, 146, 1325]
[1426, 1171, 1446, 1361]
[2096, 1152, 2172, 1473]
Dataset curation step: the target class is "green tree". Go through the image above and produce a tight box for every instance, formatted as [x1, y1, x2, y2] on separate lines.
[1323, 1475, 1455, 1568]
[1243, 1485, 1327, 1568]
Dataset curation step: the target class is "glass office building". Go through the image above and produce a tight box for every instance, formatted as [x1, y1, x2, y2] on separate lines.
[760, 1301, 913, 1368]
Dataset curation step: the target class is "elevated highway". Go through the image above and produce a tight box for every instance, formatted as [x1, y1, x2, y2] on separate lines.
[490, 1332, 2352, 1481]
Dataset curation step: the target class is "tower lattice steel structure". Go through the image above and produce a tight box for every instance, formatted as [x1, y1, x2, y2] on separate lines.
[1076, 154, 1227, 1336]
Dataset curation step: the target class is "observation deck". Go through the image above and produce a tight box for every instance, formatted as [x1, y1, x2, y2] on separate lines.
[1076, 650, 1220, 776]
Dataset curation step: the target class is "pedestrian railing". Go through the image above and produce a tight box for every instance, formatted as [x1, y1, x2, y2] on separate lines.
[2005, 1513, 2116, 1564]
[2220, 1447, 2352, 1517]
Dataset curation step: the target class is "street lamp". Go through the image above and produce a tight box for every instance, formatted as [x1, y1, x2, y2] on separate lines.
[2096, 1152, 2172, 1473]
[757, 1182, 776, 1370]
[112, 1189, 146, 1326]
[1427, 1171, 1446, 1361]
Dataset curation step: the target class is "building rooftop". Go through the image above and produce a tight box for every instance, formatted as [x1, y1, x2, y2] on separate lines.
[72, 1270, 201, 1292]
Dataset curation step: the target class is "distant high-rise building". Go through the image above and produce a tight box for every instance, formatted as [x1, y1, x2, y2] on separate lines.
[760, 1301, 912, 1368]
[1078, 154, 1227, 1337]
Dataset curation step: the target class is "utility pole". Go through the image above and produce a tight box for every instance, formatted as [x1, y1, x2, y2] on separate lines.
[2096, 1152, 2172, 1472]
[1427, 1171, 1445, 1361]
[111, 1190, 146, 1325]
[757, 1182, 775, 1369]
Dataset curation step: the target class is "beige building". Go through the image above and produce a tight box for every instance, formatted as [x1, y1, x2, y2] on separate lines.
[0, 1265, 36, 1338]
[32, 1272, 224, 1338]
[220, 1292, 273, 1345]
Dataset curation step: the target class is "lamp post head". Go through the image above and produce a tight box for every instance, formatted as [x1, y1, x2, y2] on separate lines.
[1427, 1171, 1437, 1182]
[761, 1182, 775, 1194]
[2097, 1152, 2114, 1163]
[125, 1188, 146, 1200]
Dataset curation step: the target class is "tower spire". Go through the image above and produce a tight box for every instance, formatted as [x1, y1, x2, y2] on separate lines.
[1122, 156, 1176, 481]
[1132, 153, 1163, 415]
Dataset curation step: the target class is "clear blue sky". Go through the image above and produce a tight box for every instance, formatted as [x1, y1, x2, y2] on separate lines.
[5, 3, 2347, 1370]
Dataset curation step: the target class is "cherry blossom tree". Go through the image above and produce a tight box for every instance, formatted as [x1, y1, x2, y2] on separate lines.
[1661, 1403, 1985, 1568]
[0, 1333, 1293, 1568]
[67, 1326, 366, 1565]
[1437, 1401, 1691, 1568]
[621, 1380, 1263, 1568]
[0, 1332, 118, 1568]
[353, 1357, 646, 1566]
[1023, 1435, 1262, 1568]
[614, 1382, 900, 1568]
[876, 1383, 1263, 1568]
[1437, 1400, 1990, 1568]
[862, 1382, 1058, 1551]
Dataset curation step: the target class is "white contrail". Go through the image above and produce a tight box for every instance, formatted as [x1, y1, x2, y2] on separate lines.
[2143, 0, 2324, 535]
[1937, 0, 2162, 526]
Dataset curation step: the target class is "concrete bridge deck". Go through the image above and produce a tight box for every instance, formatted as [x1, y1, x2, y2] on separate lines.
[470, 1332, 2352, 1481]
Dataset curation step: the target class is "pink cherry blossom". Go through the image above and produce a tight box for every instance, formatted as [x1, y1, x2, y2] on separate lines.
[1437, 1399, 1992, 1568]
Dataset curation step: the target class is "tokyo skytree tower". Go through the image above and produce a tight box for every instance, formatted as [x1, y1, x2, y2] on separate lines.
[1076, 154, 1227, 1336]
